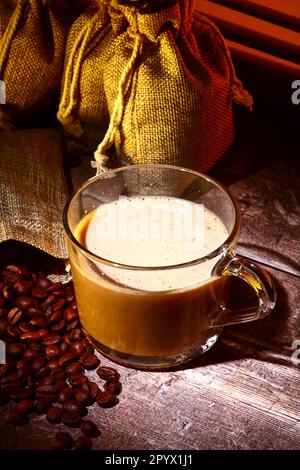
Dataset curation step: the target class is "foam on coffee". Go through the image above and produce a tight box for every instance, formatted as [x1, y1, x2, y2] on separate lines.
[75, 196, 229, 291]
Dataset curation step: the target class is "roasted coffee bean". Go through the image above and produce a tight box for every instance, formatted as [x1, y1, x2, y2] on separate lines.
[2, 265, 22, 283]
[0, 296, 5, 308]
[80, 353, 100, 371]
[80, 420, 100, 438]
[44, 306, 53, 319]
[29, 317, 48, 328]
[52, 289, 65, 299]
[35, 397, 53, 414]
[35, 364, 50, 379]
[20, 331, 41, 342]
[19, 321, 32, 333]
[0, 367, 19, 386]
[45, 345, 62, 360]
[26, 307, 43, 319]
[60, 342, 70, 354]
[37, 328, 50, 339]
[55, 431, 74, 450]
[47, 360, 60, 372]
[74, 389, 90, 405]
[81, 339, 94, 355]
[10, 389, 33, 402]
[35, 384, 57, 396]
[6, 342, 23, 359]
[47, 282, 63, 293]
[68, 300, 77, 311]
[46, 406, 63, 424]
[66, 320, 78, 332]
[6, 325, 20, 339]
[69, 328, 82, 342]
[51, 320, 66, 332]
[32, 356, 47, 372]
[16, 399, 34, 414]
[96, 389, 117, 408]
[3, 286, 14, 301]
[96, 366, 120, 381]
[28, 341, 44, 352]
[61, 411, 82, 428]
[65, 293, 75, 303]
[41, 294, 56, 307]
[65, 362, 82, 376]
[23, 348, 40, 362]
[63, 307, 77, 324]
[0, 389, 10, 405]
[57, 386, 74, 404]
[8, 307, 22, 324]
[58, 353, 76, 368]
[53, 299, 65, 312]
[105, 378, 122, 395]
[75, 435, 93, 450]
[31, 287, 47, 299]
[48, 310, 62, 324]
[42, 334, 61, 346]
[1, 382, 21, 394]
[51, 369, 66, 381]
[68, 372, 88, 389]
[4, 408, 28, 425]
[56, 380, 67, 391]
[15, 296, 36, 309]
[38, 375, 56, 386]
[36, 277, 52, 290]
[63, 333, 71, 344]
[89, 382, 100, 400]
[63, 400, 83, 414]
[17, 361, 32, 380]
[70, 341, 85, 357]
[14, 280, 31, 296]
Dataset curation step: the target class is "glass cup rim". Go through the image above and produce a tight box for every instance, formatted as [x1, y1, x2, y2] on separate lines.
[63, 164, 241, 271]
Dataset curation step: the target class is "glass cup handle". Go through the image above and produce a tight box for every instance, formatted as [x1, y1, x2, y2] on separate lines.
[212, 254, 277, 327]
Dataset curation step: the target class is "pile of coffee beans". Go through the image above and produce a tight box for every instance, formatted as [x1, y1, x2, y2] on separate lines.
[0, 265, 122, 450]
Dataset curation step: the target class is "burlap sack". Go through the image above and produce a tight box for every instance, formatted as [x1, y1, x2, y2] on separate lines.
[0, 129, 68, 259]
[58, 0, 253, 173]
[0, 0, 72, 129]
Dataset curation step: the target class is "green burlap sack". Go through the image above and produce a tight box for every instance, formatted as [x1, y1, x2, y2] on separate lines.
[58, 0, 252, 173]
[0, 0, 72, 129]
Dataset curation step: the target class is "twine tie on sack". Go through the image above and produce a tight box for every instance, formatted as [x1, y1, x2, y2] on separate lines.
[57, 12, 104, 137]
[0, 0, 25, 78]
[92, 29, 143, 175]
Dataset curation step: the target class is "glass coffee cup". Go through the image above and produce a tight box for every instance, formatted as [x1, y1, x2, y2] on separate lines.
[63, 164, 276, 369]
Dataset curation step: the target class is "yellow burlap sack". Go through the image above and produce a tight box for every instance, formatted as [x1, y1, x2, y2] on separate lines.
[0, 0, 72, 129]
[0, 129, 68, 259]
[58, 0, 252, 173]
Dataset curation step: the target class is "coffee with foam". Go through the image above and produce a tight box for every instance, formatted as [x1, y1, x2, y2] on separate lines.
[71, 196, 230, 360]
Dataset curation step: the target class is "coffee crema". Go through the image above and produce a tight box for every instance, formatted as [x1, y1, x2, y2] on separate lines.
[71, 196, 230, 359]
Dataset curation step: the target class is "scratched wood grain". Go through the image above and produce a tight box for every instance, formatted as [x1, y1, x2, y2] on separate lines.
[230, 160, 300, 276]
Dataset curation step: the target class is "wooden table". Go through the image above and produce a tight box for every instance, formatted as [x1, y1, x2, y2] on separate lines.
[1, 104, 299, 451]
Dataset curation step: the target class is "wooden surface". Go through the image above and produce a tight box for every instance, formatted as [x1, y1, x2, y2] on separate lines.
[1, 150, 300, 450]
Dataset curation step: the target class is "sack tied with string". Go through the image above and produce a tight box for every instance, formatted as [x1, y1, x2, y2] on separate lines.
[0, 0, 72, 130]
[58, 0, 253, 174]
